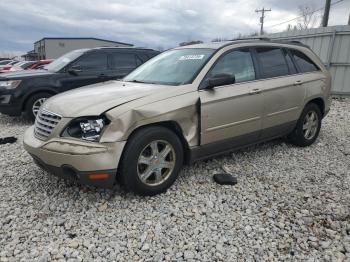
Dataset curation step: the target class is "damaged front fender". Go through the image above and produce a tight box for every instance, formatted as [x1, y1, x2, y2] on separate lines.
[100, 92, 200, 147]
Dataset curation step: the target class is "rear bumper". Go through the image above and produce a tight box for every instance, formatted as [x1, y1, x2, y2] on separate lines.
[23, 126, 126, 188]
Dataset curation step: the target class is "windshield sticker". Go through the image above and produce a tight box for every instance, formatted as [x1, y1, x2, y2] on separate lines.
[179, 55, 205, 61]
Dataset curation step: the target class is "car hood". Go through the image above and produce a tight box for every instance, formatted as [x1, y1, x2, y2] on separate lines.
[43, 81, 183, 118]
[0, 69, 54, 80]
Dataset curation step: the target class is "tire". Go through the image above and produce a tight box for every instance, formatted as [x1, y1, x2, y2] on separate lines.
[24, 92, 52, 121]
[288, 103, 322, 147]
[119, 126, 184, 196]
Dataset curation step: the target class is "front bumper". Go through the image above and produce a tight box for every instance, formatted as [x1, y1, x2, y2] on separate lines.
[0, 93, 21, 116]
[23, 126, 126, 188]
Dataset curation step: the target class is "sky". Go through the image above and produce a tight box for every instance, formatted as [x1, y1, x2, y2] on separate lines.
[0, 0, 349, 55]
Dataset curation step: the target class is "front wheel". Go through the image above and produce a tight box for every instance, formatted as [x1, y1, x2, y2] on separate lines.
[119, 126, 184, 196]
[288, 103, 322, 147]
[24, 92, 52, 121]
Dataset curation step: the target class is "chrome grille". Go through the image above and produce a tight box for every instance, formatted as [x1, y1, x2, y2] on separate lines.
[34, 109, 62, 140]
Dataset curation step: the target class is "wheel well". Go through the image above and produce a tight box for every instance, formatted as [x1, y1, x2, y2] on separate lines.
[127, 121, 191, 164]
[306, 98, 325, 116]
[22, 90, 56, 111]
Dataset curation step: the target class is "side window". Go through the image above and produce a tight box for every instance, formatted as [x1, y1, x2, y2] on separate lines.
[290, 49, 319, 73]
[110, 53, 137, 69]
[139, 54, 150, 62]
[283, 49, 297, 74]
[256, 47, 289, 78]
[135, 55, 143, 66]
[73, 52, 107, 71]
[208, 49, 256, 83]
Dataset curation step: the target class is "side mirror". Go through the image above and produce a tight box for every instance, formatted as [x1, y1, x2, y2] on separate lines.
[203, 74, 235, 89]
[68, 65, 82, 75]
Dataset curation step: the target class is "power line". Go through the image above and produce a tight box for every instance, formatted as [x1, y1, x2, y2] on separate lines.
[265, 0, 345, 29]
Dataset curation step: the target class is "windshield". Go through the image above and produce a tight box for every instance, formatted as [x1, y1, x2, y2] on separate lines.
[124, 48, 215, 86]
[13, 61, 31, 69]
[45, 50, 85, 72]
[0, 60, 12, 65]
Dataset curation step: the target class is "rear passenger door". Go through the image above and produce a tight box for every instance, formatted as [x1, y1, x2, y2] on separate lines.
[109, 52, 139, 79]
[254, 47, 305, 139]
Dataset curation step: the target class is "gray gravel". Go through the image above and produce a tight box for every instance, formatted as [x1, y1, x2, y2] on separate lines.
[0, 98, 349, 261]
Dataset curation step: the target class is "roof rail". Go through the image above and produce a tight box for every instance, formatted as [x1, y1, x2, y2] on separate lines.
[271, 39, 309, 47]
[229, 37, 271, 41]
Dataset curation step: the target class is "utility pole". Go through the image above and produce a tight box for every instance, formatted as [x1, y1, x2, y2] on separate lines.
[255, 7, 271, 35]
[322, 0, 331, 27]
[348, 12, 350, 25]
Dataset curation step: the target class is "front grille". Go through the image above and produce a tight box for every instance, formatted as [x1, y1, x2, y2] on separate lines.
[34, 109, 62, 140]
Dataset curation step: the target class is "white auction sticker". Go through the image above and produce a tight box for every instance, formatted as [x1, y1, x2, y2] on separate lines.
[179, 55, 205, 60]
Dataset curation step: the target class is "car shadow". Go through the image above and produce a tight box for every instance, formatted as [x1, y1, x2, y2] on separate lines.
[0, 113, 32, 126]
[24, 133, 321, 204]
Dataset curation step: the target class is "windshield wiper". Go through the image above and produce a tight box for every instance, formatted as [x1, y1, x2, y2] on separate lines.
[125, 80, 156, 84]
[125, 80, 146, 83]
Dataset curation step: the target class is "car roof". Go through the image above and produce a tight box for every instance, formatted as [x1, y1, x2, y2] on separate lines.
[89, 47, 159, 52]
[175, 38, 309, 50]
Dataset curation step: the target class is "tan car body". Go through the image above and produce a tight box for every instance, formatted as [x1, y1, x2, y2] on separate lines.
[23, 41, 331, 187]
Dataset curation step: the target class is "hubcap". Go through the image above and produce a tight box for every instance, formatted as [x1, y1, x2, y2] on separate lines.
[302, 111, 319, 140]
[32, 98, 47, 117]
[137, 140, 176, 186]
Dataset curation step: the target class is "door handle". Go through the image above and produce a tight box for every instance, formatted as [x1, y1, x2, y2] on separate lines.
[294, 80, 303, 86]
[249, 88, 261, 95]
[98, 74, 108, 79]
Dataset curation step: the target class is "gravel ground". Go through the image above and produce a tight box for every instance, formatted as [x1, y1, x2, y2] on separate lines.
[0, 98, 349, 261]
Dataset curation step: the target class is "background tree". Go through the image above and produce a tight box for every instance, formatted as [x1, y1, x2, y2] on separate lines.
[297, 4, 319, 30]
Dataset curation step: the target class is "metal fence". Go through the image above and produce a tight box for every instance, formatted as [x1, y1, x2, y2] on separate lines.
[267, 25, 350, 96]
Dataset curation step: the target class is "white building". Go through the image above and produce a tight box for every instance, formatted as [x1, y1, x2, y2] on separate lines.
[23, 37, 133, 60]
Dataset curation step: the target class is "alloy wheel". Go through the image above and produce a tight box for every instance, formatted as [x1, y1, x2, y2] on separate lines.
[32, 98, 47, 117]
[302, 110, 319, 140]
[137, 140, 176, 186]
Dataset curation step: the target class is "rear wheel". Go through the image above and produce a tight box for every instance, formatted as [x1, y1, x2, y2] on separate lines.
[24, 92, 52, 121]
[288, 103, 322, 147]
[119, 126, 184, 196]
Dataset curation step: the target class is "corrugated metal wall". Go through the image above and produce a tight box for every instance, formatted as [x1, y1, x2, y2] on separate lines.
[267, 25, 350, 95]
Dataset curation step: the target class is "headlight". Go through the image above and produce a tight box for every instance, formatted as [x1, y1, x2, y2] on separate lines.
[62, 116, 109, 142]
[0, 80, 22, 89]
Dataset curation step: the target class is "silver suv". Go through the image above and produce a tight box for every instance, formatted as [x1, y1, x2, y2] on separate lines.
[23, 39, 331, 195]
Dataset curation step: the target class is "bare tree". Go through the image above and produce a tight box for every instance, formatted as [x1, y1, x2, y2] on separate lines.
[297, 4, 319, 30]
[230, 31, 259, 40]
[211, 37, 228, 42]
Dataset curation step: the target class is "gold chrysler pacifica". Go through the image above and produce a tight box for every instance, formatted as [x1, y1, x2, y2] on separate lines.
[24, 39, 332, 195]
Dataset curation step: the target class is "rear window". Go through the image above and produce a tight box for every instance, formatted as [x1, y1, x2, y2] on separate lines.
[73, 52, 108, 71]
[290, 49, 320, 73]
[256, 47, 289, 78]
[110, 53, 137, 69]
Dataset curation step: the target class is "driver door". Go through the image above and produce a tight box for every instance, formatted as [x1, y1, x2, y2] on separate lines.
[199, 48, 263, 146]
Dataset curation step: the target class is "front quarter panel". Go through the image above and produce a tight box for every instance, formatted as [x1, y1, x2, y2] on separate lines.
[101, 92, 200, 147]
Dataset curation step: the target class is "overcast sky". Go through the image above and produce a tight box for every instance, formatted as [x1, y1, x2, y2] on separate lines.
[0, 0, 349, 55]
